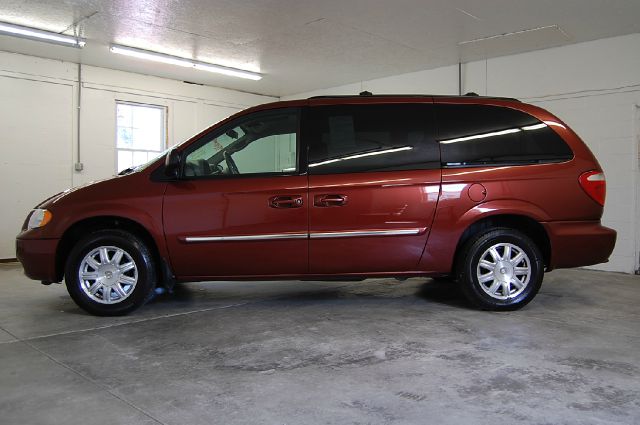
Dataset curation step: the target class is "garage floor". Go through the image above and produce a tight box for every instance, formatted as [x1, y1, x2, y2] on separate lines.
[0, 263, 638, 425]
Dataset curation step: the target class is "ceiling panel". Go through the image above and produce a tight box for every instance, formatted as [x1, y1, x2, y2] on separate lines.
[458, 25, 572, 63]
[0, 0, 638, 96]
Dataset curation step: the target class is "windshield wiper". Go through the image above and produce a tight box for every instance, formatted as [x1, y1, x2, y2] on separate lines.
[118, 167, 136, 176]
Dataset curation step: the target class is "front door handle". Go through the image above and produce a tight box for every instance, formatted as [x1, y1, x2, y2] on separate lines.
[269, 195, 304, 209]
[314, 194, 348, 207]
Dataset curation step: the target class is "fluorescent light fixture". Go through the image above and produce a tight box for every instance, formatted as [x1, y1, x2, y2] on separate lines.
[110, 45, 192, 68]
[0, 21, 85, 47]
[110, 44, 262, 80]
[194, 63, 262, 80]
[309, 146, 413, 168]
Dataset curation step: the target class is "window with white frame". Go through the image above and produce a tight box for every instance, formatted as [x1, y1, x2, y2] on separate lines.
[116, 102, 166, 172]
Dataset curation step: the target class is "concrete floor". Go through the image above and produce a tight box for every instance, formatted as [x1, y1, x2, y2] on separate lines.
[0, 263, 639, 425]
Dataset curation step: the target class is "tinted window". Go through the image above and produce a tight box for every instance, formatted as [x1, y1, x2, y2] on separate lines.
[305, 104, 438, 174]
[183, 109, 298, 177]
[436, 104, 573, 167]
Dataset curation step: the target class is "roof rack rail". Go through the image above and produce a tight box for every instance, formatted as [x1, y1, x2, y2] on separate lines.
[308, 93, 520, 102]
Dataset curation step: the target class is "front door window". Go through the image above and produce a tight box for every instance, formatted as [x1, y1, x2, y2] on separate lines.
[183, 110, 298, 177]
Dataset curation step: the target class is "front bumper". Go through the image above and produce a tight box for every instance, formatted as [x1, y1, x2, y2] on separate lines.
[544, 221, 616, 270]
[16, 237, 60, 282]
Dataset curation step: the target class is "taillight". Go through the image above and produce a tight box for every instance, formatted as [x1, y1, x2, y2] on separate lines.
[579, 170, 606, 206]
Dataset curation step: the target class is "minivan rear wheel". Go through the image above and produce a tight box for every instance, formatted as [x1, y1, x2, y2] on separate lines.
[65, 229, 156, 316]
[457, 228, 543, 310]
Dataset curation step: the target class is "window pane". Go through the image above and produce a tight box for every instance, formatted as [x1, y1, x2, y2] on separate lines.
[233, 134, 281, 173]
[117, 150, 133, 173]
[184, 109, 298, 177]
[132, 127, 162, 152]
[115, 102, 166, 173]
[436, 104, 573, 167]
[306, 104, 439, 174]
[116, 103, 133, 129]
[132, 107, 163, 151]
[117, 127, 133, 148]
[132, 150, 148, 167]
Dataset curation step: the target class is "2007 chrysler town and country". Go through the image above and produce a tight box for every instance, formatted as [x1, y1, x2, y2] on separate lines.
[16, 94, 617, 315]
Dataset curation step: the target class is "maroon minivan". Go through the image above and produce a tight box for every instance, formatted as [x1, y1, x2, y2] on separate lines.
[16, 94, 616, 315]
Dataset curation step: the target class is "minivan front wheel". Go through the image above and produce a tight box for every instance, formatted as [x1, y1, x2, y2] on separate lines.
[458, 228, 543, 311]
[65, 230, 156, 316]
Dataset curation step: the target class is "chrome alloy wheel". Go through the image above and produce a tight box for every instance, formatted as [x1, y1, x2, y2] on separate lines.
[78, 246, 138, 304]
[476, 243, 531, 300]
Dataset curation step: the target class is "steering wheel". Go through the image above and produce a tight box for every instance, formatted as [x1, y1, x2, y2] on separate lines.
[223, 151, 239, 175]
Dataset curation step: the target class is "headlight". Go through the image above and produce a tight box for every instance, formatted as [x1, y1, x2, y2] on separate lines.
[27, 209, 53, 229]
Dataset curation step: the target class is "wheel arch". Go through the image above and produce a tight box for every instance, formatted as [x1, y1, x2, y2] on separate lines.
[452, 214, 551, 275]
[55, 216, 169, 285]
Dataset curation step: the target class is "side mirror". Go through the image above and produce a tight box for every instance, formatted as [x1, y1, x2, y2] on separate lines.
[164, 149, 182, 179]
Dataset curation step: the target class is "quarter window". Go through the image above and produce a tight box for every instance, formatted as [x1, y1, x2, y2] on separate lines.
[183, 109, 298, 177]
[306, 104, 439, 174]
[116, 102, 166, 173]
[436, 104, 573, 167]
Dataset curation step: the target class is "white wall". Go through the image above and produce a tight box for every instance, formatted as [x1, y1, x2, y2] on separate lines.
[0, 50, 275, 259]
[0, 76, 74, 260]
[286, 34, 640, 274]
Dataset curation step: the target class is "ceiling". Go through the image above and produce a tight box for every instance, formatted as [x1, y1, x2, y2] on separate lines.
[0, 0, 639, 97]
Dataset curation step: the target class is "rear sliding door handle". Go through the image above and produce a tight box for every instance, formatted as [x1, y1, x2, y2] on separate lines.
[269, 195, 304, 208]
[314, 194, 348, 207]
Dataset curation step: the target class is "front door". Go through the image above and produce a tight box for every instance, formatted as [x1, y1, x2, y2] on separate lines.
[304, 102, 441, 274]
[163, 108, 308, 278]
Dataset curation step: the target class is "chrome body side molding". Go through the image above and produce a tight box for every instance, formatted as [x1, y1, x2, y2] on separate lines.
[309, 228, 425, 239]
[184, 233, 308, 242]
[183, 228, 425, 243]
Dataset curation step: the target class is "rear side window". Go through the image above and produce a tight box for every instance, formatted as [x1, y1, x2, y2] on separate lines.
[436, 104, 573, 167]
[305, 104, 439, 174]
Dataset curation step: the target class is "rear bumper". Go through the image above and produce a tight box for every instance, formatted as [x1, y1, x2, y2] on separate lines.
[544, 221, 616, 270]
[15, 237, 60, 282]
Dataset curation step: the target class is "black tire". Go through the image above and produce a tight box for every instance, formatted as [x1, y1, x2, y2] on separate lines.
[65, 229, 156, 316]
[456, 228, 543, 311]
